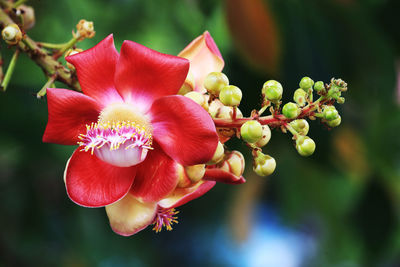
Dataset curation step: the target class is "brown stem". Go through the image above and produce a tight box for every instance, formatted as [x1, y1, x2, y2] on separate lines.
[0, 8, 81, 92]
[213, 99, 329, 129]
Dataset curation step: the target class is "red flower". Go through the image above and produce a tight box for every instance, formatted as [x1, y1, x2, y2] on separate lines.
[43, 34, 218, 208]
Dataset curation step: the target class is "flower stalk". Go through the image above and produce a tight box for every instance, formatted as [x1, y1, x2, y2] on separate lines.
[1, 48, 19, 91]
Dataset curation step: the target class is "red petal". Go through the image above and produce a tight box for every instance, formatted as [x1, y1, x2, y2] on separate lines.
[150, 95, 219, 165]
[66, 34, 123, 105]
[105, 194, 157, 236]
[130, 146, 180, 203]
[178, 31, 224, 93]
[114, 40, 189, 112]
[43, 88, 102, 145]
[203, 168, 246, 185]
[158, 181, 216, 209]
[65, 149, 136, 207]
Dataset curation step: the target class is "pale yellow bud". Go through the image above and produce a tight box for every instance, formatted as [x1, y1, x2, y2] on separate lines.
[178, 71, 195, 95]
[2, 24, 22, 45]
[255, 125, 271, 147]
[185, 164, 206, 183]
[226, 151, 245, 177]
[207, 141, 224, 165]
[184, 91, 209, 111]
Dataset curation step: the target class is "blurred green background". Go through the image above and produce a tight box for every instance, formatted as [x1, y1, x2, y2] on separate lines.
[0, 0, 399, 266]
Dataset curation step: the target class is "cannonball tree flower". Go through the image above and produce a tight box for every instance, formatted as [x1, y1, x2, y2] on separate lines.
[43, 35, 219, 225]
[102, 32, 245, 235]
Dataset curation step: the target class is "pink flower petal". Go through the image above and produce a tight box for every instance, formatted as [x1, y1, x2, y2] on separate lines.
[66, 34, 123, 105]
[114, 40, 189, 112]
[43, 88, 102, 145]
[203, 168, 246, 185]
[65, 149, 136, 207]
[178, 31, 224, 93]
[105, 193, 157, 236]
[130, 145, 180, 203]
[150, 95, 219, 166]
[158, 181, 216, 209]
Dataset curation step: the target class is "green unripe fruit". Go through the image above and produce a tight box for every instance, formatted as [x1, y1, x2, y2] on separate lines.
[289, 119, 309, 136]
[253, 153, 276, 176]
[255, 125, 271, 147]
[323, 106, 339, 121]
[296, 136, 316, 157]
[299, 77, 314, 91]
[282, 102, 300, 119]
[240, 120, 263, 143]
[293, 88, 307, 107]
[326, 115, 341, 127]
[219, 85, 242, 106]
[262, 80, 283, 102]
[204, 72, 229, 95]
[314, 81, 324, 92]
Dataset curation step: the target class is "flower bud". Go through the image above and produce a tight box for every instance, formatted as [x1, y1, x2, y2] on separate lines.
[76, 19, 95, 40]
[326, 115, 341, 127]
[18, 5, 35, 30]
[289, 119, 309, 136]
[185, 164, 206, 183]
[299, 77, 314, 90]
[214, 105, 243, 119]
[219, 85, 242, 106]
[65, 48, 84, 70]
[204, 72, 229, 95]
[282, 102, 300, 119]
[293, 88, 307, 107]
[262, 80, 283, 102]
[314, 81, 324, 92]
[336, 97, 345, 104]
[184, 91, 208, 111]
[178, 71, 195, 95]
[177, 164, 191, 188]
[253, 153, 276, 176]
[2, 24, 22, 45]
[255, 125, 271, 147]
[240, 120, 263, 143]
[296, 136, 316, 157]
[225, 151, 245, 177]
[207, 141, 224, 165]
[323, 106, 339, 121]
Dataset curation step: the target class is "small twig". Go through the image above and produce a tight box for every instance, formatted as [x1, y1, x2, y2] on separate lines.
[1, 48, 19, 92]
[37, 74, 57, 98]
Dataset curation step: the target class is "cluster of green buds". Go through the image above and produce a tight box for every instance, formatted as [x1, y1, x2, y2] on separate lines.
[196, 73, 348, 178]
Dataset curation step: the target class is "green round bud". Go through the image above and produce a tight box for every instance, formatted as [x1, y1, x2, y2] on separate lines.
[299, 77, 314, 90]
[296, 136, 316, 157]
[255, 125, 271, 147]
[240, 120, 263, 143]
[293, 88, 307, 107]
[219, 85, 242, 106]
[253, 154, 276, 176]
[204, 72, 229, 95]
[282, 102, 300, 119]
[289, 119, 309, 135]
[262, 80, 283, 102]
[323, 106, 339, 121]
[326, 115, 341, 127]
[314, 81, 324, 92]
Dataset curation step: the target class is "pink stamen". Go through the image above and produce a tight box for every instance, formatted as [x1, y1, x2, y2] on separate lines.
[78, 121, 152, 154]
[152, 207, 179, 233]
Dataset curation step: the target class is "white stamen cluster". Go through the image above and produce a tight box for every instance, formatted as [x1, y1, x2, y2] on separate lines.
[78, 121, 152, 154]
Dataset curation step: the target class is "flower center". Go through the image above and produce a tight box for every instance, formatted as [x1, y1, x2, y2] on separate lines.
[78, 103, 153, 167]
[152, 207, 179, 233]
